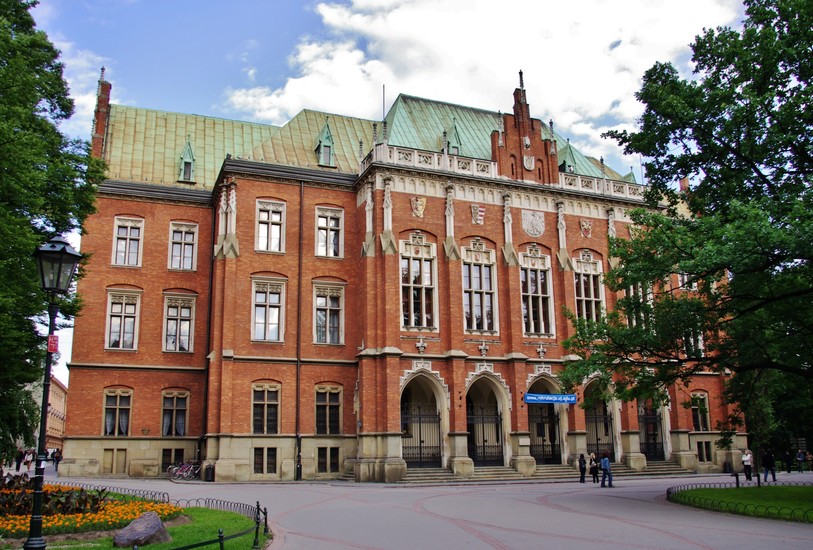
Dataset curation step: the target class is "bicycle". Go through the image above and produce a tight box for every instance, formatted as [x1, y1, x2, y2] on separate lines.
[168, 461, 201, 480]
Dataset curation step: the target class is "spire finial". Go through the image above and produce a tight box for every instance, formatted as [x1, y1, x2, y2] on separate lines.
[519, 70, 524, 89]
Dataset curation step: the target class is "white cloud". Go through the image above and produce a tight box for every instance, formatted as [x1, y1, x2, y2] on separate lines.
[223, 0, 742, 171]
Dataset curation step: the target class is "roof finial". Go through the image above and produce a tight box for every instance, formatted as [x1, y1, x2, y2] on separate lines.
[519, 70, 524, 89]
[100, 66, 106, 81]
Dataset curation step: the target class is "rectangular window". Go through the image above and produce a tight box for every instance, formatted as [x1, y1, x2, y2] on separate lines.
[164, 296, 194, 352]
[400, 234, 436, 329]
[169, 223, 197, 270]
[162, 392, 188, 436]
[257, 201, 285, 252]
[253, 281, 284, 341]
[463, 259, 495, 332]
[521, 266, 551, 335]
[319, 145, 332, 166]
[697, 441, 713, 462]
[316, 388, 341, 435]
[104, 391, 131, 436]
[315, 287, 343, 344]
[253, 447, 278, 474]
[161, 448, 185, 472]
[574, 272, 603, 321]
[626, 282, 652, 328]
[107, 293, 140, 349]
[252, 386, 279, 435]
[316, 208, 343, 257]
[317, 447, 340, 473]
[691, 394, 710, 432]
[112, 217, 143, 266]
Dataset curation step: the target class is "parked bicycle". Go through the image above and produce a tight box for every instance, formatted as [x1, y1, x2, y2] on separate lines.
[167, 461, 202, 480]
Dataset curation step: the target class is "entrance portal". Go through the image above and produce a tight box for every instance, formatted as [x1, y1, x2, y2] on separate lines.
[527, 379, 561, 464]
[400, 380, 442, 468]
[584, 384, 614, 461]
[466, 381, 504, 466]
[638, 402, 665, 460]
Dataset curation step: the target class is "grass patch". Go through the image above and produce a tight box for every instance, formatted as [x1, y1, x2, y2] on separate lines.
[672, 485, 813, 522]
[0, 507, 268, 549]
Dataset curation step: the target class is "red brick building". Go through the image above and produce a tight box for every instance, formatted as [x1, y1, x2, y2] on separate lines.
[61, 72, 744, 481]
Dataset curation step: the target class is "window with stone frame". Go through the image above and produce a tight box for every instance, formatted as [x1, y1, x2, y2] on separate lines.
[253, 280, 285, 342]
[254, 447, 278, 474]
[164, 295, 194, 352]
[256, 200, 286, 252]
[691, 393, 710, 432]
[168, 222, 198, 270]
[316, 207, 343, 258]
[162, 391, 188, 436]
[317, 447, 340, 473]
[520, 245, 553, 336]
[252, 384, 279, 435]
[314, 285, 343, 344]
[106, 291, 140, 350]
[625, 282, 653, 328]
[574, 250, 604, 322]
[462, 238, 497, 333]
[104, 389, 131, 436]
[400, 233, 437, 330]
[112, 217, 143, 267]
[315, 386, 341, 435]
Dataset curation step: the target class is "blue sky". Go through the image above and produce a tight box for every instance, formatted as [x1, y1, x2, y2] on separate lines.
[31, 0, 744, 382]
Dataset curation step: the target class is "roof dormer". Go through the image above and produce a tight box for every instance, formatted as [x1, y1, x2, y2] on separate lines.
[315, 119, 336, 167]
[178, 136, 196, 183]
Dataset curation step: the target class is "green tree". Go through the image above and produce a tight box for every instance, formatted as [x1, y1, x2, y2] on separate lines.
[558, 0, 813, 450]
[0, 0, 103, 462]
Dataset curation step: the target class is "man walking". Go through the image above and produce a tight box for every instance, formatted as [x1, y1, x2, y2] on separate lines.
[600, 451, 613, 488]
[762, 449, 777, 482]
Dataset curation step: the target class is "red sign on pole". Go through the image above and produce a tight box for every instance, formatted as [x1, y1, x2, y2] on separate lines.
[47, 334, 59, 353]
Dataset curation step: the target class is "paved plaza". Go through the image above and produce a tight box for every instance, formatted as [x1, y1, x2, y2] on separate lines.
[48, 466, 813, 550]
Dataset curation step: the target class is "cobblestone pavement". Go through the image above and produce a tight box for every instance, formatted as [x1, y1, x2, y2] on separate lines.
[50, 466, 813, 550]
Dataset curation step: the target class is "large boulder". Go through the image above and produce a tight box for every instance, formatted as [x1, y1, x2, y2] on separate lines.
[113, 511, 172, 547]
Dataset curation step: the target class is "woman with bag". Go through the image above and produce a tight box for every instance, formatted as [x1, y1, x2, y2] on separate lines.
[589, 453, 599, 483]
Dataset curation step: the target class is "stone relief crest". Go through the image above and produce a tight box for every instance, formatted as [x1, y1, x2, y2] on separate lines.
[580, 219, 593, 238]
[522, 210, 545, 237]
[523, 155, 535, 170]
[411, 196, 426, 218]
[471, 204, 485, 224]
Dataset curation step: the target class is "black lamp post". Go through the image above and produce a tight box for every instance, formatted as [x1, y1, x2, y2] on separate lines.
[25, 236, 81, 550]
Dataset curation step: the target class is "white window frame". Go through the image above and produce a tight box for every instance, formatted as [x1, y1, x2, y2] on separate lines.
[574, 250, 605, 322]
[400, 233, 438, 330]
[314, 284, 345, 345]
[256, 200, 286, 253]
[252, 383, 280, 435]
[462, 238, 498, 334]
[112, 217, 144, 267]
[691, 392, 710, 432]
[163, 295, 195, 353]
[103, 389, 132, 436]
[626, 282, 653, 328]
[105, 290, 141, 350]
[252, 278, 286, 342]
[168, 222, 198, 271]
[520, 245, 553, 337]
[315, 207, 344, 258]
[161, 391, 189, 437]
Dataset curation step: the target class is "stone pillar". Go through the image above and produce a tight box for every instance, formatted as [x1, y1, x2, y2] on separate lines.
[510, 431, 536, 476]
[448, 432, 473, 477]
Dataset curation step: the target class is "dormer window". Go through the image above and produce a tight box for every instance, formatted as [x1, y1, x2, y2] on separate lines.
[178, 136, 195, 183]
[446, 118, 462, 156]
[315, 119, 335, 167]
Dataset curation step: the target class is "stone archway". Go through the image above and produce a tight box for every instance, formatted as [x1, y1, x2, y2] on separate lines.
[584, 381, 615, 461]
[527, 377, 563, 464]
[400, 375, 443, 468]
[465, 377, 506, 466]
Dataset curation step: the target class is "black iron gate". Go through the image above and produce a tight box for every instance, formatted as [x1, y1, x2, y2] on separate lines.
[586, 412, 615, 461]
[639, 408, 665, 460]
[529, 405, 561, 464]
[467, 402, 504, 466]
[401, 403, 442, 468]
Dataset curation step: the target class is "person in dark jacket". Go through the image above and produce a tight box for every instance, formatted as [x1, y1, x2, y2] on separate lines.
[14, 449, 23, 472]
[762, 450, 776, 482]
[578, 453, 586, 483]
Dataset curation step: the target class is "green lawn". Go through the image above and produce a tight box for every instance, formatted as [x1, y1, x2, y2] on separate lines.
[1, 507, 269, 549]
[672, 485, 813, 522]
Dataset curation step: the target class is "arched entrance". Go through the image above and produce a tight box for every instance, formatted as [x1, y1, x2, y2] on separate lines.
[584, 382, 615, 461]
[400, 376, 442, 468]
[638, 400, 665, 460]
[527, 378, 561, 464]
[466, 379, 504, 466]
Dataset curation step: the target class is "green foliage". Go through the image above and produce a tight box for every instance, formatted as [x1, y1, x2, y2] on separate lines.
[0, 475, 108, 516]
[672, 486, 813, 522]
[0, 0, 103, 462]
[560, 0, 813, 447]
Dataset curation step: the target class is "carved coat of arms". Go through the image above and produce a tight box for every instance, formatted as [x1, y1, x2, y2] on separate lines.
[411, 196, 426, 217]
[580, 219, 593, 238]
[522, 210, 545, 237]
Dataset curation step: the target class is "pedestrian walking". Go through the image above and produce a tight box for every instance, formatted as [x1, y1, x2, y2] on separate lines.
[796, 449, 805, 473]
[14, 448, 23, 472]
[23, 448, 34, 472]
[600, 451, 613, 488]
[589, 453, 599, 483]
[53, 449, 62, 472]
[762, 449, 776, 482]
[578, 453, 586, 483]
[742, 449, 753, 481]
[782, 450, 792, 473]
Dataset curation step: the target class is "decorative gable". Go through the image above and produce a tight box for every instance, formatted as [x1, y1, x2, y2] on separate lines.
[178, 136, 195, 182]
[315, 119, 335, 167]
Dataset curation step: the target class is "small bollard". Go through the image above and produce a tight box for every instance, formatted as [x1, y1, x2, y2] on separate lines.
[731, 471, 740, 488]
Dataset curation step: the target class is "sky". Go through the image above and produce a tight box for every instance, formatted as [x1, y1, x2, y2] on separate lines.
[30, 0, 745, 383]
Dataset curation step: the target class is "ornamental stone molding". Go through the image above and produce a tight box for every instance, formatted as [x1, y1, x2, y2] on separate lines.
[465, 363, 512, 411]
[400, 360, 450, 409]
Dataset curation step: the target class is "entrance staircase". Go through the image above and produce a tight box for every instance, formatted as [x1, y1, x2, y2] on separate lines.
[397, 459, 694, 484]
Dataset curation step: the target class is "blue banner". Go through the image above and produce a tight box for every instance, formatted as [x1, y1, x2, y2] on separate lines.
[524, 393, 577, 404]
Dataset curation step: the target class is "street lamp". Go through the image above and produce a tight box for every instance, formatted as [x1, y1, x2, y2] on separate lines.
[25, 236, 81, 550]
